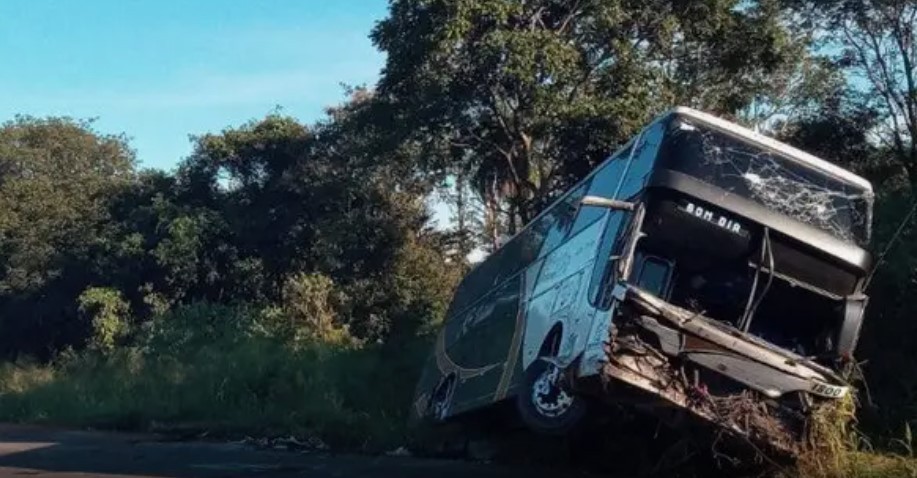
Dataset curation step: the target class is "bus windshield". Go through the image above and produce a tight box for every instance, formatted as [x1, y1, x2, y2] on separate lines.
[658, 119, 873, 246]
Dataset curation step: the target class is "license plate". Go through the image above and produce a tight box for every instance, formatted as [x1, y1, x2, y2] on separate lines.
[809, 381, 848, 398]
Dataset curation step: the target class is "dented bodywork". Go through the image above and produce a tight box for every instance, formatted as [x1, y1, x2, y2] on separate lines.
[598, 284, 848, 455]
[411, 107, 872, 461]
[573, 109, 874, 456]
[587, 192, 862, 456]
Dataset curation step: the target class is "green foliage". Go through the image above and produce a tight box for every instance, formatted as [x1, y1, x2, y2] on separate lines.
[371, 0, 817, 230]
[1, 1, 917, 472]
[0, 108, 460, 358]
[789, 0, 917, 186]
[78, 287, 130, 352]
[140, 302, 262, 355]
[0, 116, 134, 292]
[851, 191, 917, 445]
[278, 272, 355, 345]
[0, 116, 135, 358]
[0, 303, 429, 450]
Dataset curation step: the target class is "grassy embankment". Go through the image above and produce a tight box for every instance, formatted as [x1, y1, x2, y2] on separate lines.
[0, 304, 913, 477]
[0, 302, 429, 452]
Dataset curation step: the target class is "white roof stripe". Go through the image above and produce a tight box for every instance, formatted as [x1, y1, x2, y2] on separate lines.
[670, 107, 874, 192]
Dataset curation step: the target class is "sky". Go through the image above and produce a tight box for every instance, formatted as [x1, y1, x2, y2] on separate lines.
[0, 0, 389, 171]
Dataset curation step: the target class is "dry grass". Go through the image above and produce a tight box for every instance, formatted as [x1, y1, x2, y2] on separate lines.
[0, 362, 56, 394]
[792, 394, 917, 478]
[796, 394, 860, 477]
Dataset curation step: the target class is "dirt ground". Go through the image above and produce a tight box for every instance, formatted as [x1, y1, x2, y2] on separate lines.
[0, 424, 602, 478]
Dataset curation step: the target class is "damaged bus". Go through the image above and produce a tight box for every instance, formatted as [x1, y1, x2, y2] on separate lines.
[411, 107, 873, 455]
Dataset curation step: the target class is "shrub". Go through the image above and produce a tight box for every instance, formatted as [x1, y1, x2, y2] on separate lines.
[279, 272, 356, 345]
[0, 302, 430, 451]
[78, 287, 130, 352]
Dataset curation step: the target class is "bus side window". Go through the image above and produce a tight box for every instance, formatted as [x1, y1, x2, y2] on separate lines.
[538, 184, 586, 258]
[451, 256, 500, 317]
[619, 122, 664, 197]
[492, 235, 525, 284]
[634, 254, 673, 299]
[589, 145, 632, 200]
[568, 177, 605, 238]
[568, 204, 605, 239]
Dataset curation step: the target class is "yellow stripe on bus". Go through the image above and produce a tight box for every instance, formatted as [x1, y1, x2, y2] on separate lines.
[493, 281, 527, 401]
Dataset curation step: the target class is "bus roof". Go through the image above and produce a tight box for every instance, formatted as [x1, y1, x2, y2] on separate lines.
[670, 107, 874, 192]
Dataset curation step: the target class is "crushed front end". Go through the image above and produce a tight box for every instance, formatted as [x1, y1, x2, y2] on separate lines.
[592, 189, 870, 458]
[603, 285, 850, 457]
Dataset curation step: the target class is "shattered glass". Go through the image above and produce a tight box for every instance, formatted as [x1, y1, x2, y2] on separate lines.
[661, 121, 873, 246]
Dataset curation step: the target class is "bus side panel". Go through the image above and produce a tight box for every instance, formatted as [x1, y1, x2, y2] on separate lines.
[480, 258, 549, 405]
[411, 297, 489, 420]
[410, 349, 444, 422]
[521, 221, 603, 371]
[448, 274, 524, 414]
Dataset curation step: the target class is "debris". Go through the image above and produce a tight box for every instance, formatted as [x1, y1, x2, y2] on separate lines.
[233, 434, 327, 452]
[598, 286, 854, 462]
[386, 446, 412, 457]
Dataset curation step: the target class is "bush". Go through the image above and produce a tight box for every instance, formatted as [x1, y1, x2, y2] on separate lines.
[0, 302, 429, 451]
[278, 272, 356, 346]
[78, 287, 130, 352]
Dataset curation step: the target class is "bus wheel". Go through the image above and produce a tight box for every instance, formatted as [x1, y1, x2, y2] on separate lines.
[516, 358, 588, 436]
[429, 375, 456, 422]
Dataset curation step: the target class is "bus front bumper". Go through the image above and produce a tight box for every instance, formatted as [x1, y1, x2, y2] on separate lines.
[589, 284, 850, 457]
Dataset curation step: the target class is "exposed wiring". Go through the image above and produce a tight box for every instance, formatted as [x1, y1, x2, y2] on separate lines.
[742, 228, 774, 332]
[740, 234, 766, 330]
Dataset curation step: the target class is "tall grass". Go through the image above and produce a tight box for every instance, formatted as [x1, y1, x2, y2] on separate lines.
[1, 301, 915, 476]
[0, 303, 429, 451]
[791, 394, 917, 478]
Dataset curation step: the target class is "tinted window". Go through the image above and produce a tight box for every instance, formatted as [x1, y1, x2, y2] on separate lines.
[619, 122, 664, 197]
[517, 225, 544, 266]
[538, 184, 586, 258]
[449, 183, 591, 317]
[492, 234, 527, 284]
[588, 144, 632, 199]
[447, 256, 500, 318]
[636, 255, 672, 297]
[569, 205, 605, 238]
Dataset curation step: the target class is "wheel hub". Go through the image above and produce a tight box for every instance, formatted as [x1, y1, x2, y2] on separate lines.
[531, 363, 574, 418]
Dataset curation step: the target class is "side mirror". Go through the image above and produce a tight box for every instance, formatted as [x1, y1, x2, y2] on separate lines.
[580, 195, 636, 211]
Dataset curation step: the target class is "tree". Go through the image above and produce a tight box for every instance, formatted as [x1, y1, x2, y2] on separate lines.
[371, 0, 816, 228]
[791, 0, 917, 185]
[777, 2, 917, 437]
[435, 169, 486, 261]
[779, 102, 889, 183]
[170, 109, 460, 341]
[177, 114, 312, 295]
[0, 116, 135, 358]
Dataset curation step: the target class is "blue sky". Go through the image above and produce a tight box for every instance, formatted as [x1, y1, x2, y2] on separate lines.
[0, 0, 389, 170]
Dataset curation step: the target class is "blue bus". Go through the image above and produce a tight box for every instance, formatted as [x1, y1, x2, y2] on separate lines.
[411, 107, 873, 453]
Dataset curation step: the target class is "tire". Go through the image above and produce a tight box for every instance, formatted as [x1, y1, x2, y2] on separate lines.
[515, 358, 589, 436]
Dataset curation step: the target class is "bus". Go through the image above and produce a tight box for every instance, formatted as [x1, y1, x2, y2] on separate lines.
[410, 107, 873, 453]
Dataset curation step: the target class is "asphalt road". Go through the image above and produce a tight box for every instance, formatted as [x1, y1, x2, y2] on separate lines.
[0, 424, 590, 478]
